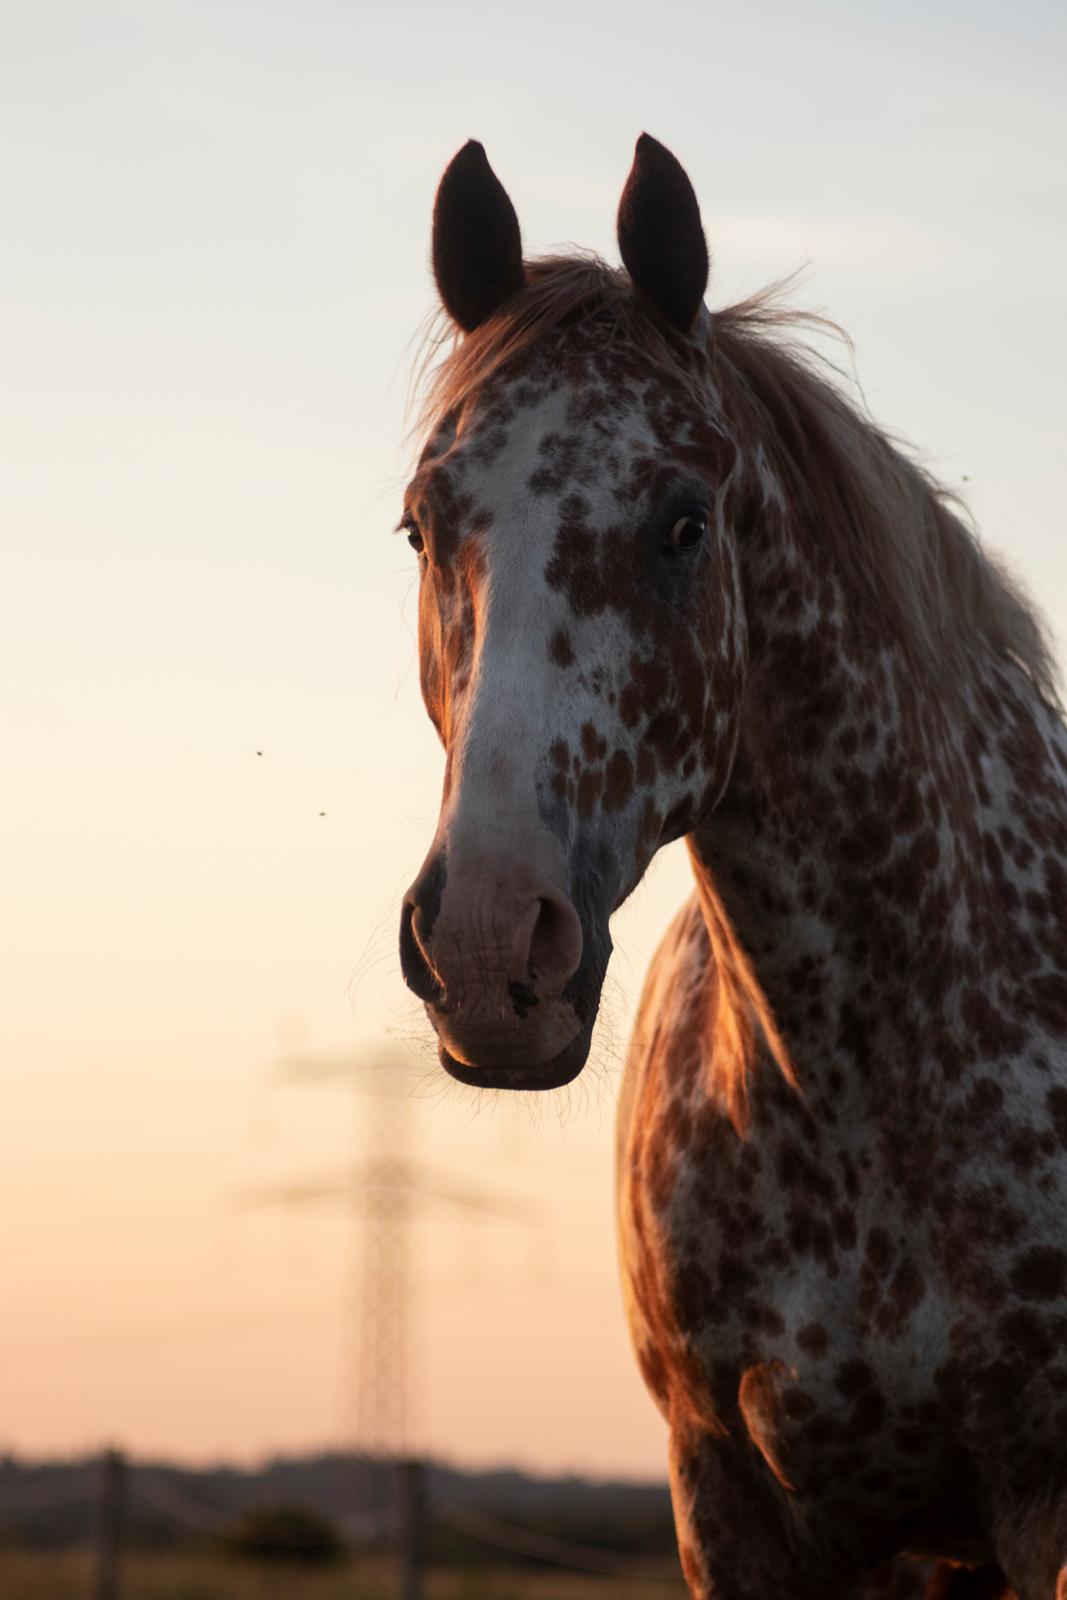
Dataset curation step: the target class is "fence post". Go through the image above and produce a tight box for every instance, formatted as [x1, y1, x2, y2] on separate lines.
[90, 1447, 125, 1600]
[396, 1457, 424, 1600]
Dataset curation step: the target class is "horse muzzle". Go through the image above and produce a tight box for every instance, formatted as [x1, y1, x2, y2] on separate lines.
[399, 846, 602, 1089]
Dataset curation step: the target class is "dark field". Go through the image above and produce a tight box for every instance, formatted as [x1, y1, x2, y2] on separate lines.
[0, 1547, 681, 1598]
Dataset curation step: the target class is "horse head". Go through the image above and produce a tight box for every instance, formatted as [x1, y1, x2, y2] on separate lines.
[398, 136, 747, 1089]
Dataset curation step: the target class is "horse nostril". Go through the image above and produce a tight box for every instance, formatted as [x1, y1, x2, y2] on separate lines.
[399, 900, 443, 1004]
[527, 894, 583, 996]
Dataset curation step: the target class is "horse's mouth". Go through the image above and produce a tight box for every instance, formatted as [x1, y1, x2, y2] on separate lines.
[438, 1021, 593, 1091]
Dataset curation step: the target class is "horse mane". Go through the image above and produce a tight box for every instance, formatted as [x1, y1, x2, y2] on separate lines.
[415, 254, 1058, 706]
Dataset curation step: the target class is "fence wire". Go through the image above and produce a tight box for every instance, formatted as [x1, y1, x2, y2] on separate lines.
[129, 1473, 234, 1537]
[435, 1498, 684, 1584]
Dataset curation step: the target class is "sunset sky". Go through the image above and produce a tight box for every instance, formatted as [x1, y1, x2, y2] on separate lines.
[2, 0, 1065, 1480]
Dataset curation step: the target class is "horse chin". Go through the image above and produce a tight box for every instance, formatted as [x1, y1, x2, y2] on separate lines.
[438, 1022, 594, 1091]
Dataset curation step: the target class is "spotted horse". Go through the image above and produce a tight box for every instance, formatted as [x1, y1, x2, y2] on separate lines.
[393, 134, 1067, 1599]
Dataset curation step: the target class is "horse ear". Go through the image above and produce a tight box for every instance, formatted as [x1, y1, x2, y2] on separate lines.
[432, 140, 526, 333]
[617, 134, 709, 334]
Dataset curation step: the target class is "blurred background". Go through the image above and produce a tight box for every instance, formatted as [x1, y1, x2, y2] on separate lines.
[1, 0, 1064, 1590]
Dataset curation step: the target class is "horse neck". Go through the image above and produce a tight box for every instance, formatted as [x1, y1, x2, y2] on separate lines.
[686, 492, 1038, 1101]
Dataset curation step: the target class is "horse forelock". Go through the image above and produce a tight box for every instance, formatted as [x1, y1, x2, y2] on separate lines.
[411, 253, 712, 449]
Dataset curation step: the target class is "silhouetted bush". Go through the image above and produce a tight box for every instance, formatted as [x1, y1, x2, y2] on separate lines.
[225, 1502, 345, 1566]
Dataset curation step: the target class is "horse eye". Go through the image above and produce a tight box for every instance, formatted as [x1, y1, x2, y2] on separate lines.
[666, 513, 707, 551]
[404, 521, 425, 555]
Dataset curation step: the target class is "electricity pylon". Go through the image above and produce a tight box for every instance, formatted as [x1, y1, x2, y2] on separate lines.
[232, 1046, 539, 1496]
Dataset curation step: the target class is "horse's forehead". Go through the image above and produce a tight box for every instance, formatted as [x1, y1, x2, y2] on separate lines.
[465, 365, 660, 466]
[416, 369, 702, 547]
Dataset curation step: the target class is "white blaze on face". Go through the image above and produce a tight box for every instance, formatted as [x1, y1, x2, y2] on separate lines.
[431, 379, 655, 870]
